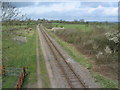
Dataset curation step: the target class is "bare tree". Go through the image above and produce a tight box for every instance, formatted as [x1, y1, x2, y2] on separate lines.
[2, 2, 19, 21]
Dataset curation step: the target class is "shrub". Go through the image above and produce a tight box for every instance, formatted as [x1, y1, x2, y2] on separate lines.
[54, 24, 118, 65]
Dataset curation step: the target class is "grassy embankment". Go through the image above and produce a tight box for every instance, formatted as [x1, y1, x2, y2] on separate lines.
[2, 25, 37, 88]
[36, 28, 50, 88]
[45, 23, 118, 88]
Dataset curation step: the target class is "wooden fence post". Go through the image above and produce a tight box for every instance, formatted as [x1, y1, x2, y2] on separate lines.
[0, 66, 5, 75]
[16, 67, 26, 89]
[23, 67, 26, 76]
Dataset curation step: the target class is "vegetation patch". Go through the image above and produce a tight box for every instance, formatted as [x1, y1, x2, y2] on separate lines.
[93, 72, 118, 88]
[2, 25, 37, 88]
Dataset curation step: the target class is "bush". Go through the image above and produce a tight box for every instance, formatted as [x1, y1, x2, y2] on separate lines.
[54, 24, 118, 65]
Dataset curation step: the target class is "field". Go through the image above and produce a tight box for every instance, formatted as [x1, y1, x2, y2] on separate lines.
[2, 21, 118, 88]
[2, 24, 37, 88]
[51, 22, 117, 31]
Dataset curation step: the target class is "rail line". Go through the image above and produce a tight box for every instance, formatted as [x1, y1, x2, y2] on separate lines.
[39, 25, 87, 88]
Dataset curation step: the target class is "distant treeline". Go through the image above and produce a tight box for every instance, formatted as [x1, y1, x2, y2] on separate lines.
[37, 19, 115, 25]
[2, 18, 117, 26]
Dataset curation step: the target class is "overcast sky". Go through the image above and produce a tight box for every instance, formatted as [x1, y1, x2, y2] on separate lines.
[11, 1, 118, 22]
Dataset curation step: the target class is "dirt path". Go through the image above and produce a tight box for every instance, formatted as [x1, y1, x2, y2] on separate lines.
[36, 26, 42, 88]
[38, 25, 56, 88]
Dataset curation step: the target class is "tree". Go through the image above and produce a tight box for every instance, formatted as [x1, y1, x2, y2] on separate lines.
[2, 2, 19, 21]
[2, 2, 27, 27]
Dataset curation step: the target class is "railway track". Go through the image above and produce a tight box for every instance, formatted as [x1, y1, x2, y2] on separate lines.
[39, 25, 87, 88]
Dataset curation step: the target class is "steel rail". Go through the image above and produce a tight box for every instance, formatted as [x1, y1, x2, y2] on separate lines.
[39, 25, 87, 89]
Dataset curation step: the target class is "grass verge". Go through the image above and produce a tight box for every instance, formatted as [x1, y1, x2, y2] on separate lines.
[2, 25, 37, 88]
[92, 72, 118, 88]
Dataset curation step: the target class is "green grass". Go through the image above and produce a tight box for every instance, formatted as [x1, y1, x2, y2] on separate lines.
[2, 76, 18, 88]
[2, 25, 37, 88]
[2, 25, 28, 31]
[51, 23, 117, 32]
[52, 23, 92, 32]
[93, 73, 118, 88]
[37, 29, 51, 88]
